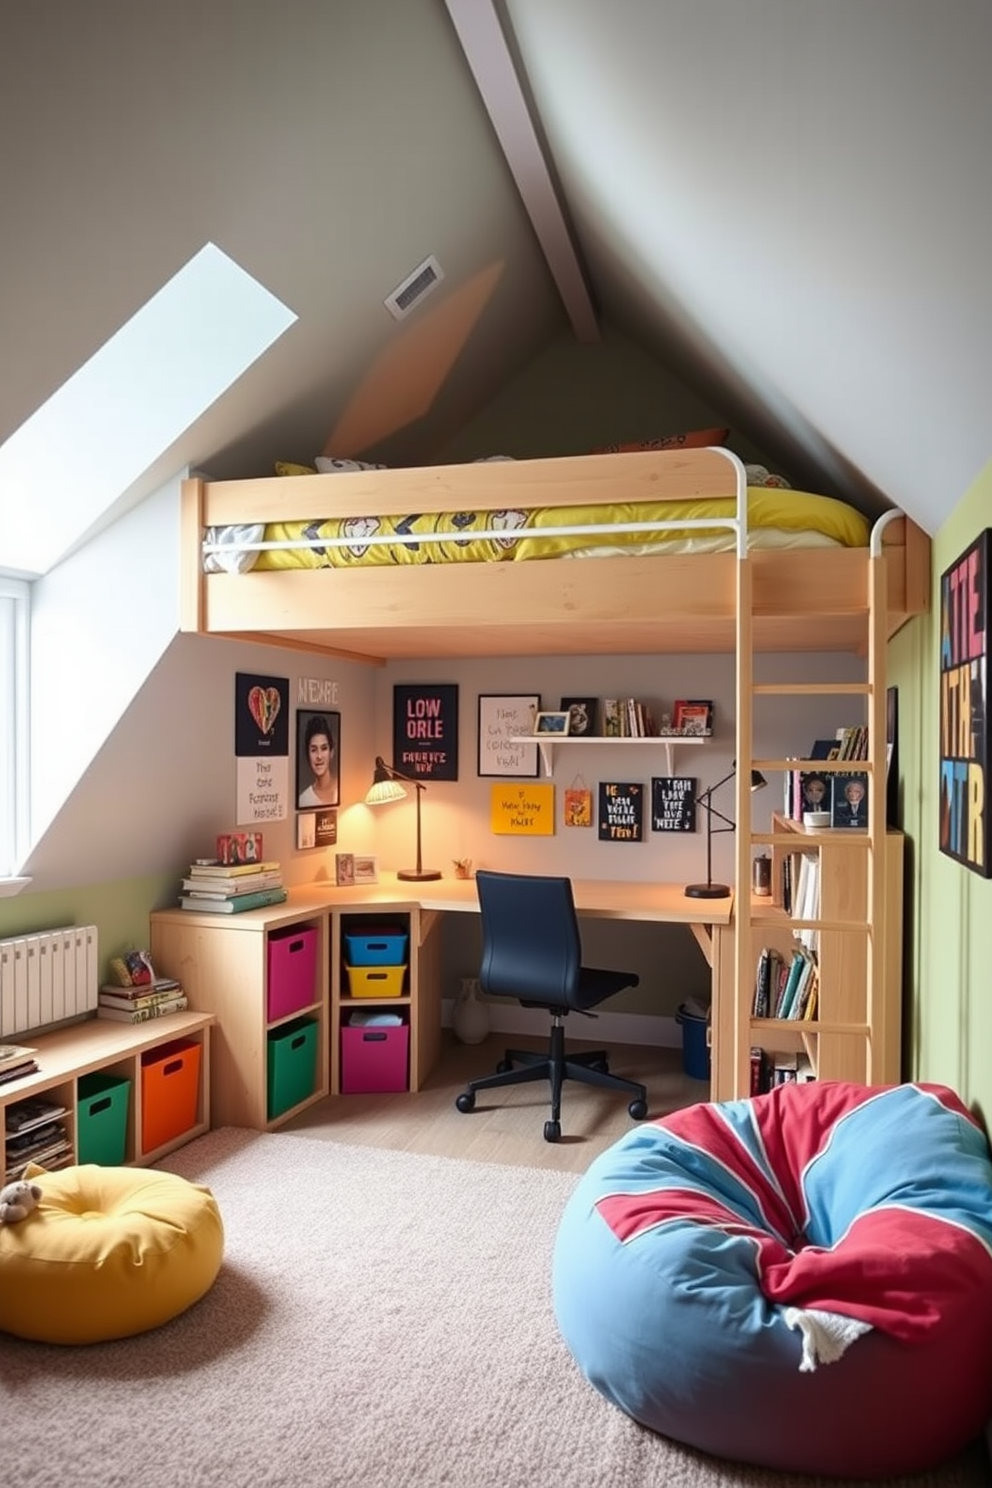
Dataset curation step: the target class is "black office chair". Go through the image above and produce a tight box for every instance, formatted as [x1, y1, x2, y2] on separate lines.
[454, 870, 649, 1142]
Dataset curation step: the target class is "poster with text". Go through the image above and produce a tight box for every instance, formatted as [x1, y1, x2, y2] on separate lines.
[651, 777, 696, 832]
[598, 782, 644, 842]
[939, 529, 989, 875]
[490, 782, 555, 835]
[235, 672, 289, 825]
[393, 683, 459, 780]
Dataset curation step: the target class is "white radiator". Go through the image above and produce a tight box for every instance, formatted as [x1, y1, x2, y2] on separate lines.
[0, 925, 99, 1039]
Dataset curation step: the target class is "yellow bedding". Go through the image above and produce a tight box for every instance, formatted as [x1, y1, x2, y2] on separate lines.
[244, 490, 868, 571]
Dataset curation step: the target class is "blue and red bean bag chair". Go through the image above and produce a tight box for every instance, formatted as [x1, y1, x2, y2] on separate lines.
[553, 1081, 992, 1477]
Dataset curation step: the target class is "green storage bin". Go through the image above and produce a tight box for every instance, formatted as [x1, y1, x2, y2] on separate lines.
[77, 1071, 131, 1165]
[267, 1016, 319, 1120]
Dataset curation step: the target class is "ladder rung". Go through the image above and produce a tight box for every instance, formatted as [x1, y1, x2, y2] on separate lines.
[751, 683, 870, 696]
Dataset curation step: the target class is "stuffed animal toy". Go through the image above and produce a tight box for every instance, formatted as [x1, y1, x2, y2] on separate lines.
[0, 1180, 42, 1223]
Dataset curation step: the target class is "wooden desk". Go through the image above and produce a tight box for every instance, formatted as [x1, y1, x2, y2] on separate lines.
[151, 876, 732, 1128]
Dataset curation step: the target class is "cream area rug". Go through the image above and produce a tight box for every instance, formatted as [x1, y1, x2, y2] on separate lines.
[1, 1126, 989, 1488]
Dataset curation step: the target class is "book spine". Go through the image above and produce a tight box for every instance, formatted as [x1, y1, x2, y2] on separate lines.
[96, 996, 188, 1023]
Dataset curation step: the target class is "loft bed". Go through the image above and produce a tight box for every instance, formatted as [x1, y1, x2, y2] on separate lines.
[180, 447, 931, 663]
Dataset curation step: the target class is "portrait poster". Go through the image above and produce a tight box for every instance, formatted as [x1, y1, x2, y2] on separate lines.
[598, 782, 644, 842]
[296, 709, 341, 810]
[490, 782, 555, 835]
[651, 777, 696, 833]
[393, 683, 459, 781]
[235, 671, 289, 826]
[939, 530, 989, 875]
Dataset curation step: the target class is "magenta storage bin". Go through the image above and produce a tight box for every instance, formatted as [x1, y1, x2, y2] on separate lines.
[267, 926, 318, 1021]
[340, 1023, 410, 1094]
[343, 927, 409, 966]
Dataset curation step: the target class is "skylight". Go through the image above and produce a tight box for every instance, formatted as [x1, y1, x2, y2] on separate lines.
[0, 243, 297, 577]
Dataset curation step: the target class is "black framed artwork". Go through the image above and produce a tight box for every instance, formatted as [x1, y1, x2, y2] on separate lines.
[560, 696, 598, 736]
[296, 710, 341, 809]
[393, 683, 459, 781]
[939, 529, 989, 875]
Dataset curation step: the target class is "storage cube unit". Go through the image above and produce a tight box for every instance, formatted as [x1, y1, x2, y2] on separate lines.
[341, 1019, 409, 1094]
[77, 1071, 131, 1165]
[267, 1016, 319, 1120]
[267, 924, 318, 1021]
[343, 926, 409, 966]
[141, 1039, 202, 1152]
[345, 964, 407, 998]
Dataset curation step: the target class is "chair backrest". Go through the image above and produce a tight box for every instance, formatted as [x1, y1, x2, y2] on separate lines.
[475, 870, 581, 1009]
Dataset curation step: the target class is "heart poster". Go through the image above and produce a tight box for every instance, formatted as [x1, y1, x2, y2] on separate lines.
[236, 672, 290, 755]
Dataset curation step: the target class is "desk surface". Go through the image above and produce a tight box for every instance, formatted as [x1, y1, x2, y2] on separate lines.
[153, 874, 733, 928]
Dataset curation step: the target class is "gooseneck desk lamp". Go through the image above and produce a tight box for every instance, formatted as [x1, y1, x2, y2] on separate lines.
[684, 762, 768, 900]
[364, 756, 441, 882]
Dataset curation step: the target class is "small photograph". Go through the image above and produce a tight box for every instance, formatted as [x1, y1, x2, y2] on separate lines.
[335, 852, 355, 886]
[353, 855, 378, 884]
[560, 696, 598, 736]
[534, 710, 570, 735]
[799, 771, 833, 815]
[832, 772, 869, 829]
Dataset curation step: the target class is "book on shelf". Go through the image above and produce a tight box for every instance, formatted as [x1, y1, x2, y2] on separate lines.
[5, 1096, 67, 1134]
[179, 886, 288, 914]
[99, 977, 180, 1001]
[0, 1042, 39, 1075]
[187, 859, 281, 879]
[0, 1058, 39, 1086]
[97, 995, 189, 1024]
[98, 985, 186, 1011]
[180, 869, 284, 897]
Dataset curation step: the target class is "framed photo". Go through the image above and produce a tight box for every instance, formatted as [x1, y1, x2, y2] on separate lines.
[335, 852, 355, 886]
[353, 855, 378, 885]
[477, 694, 541, 777]
[296, 709, 340, 810]
[673, 699, 714, 735]
[534, 711, 570, 735]
[939, 530, 988, 875]
[560, 696, 598, 736]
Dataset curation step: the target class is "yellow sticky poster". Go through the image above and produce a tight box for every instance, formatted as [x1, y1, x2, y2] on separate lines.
[490, 782, 555, 835]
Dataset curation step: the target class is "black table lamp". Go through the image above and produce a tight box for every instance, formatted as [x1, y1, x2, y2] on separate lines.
[364, 756, 441, 882]
[685, 762, 767, 899]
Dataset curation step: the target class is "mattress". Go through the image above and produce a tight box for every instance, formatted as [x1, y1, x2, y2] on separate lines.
[202, 488, 870, 575]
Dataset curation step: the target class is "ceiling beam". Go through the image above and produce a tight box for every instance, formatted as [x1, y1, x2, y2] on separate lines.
[444, 0, 600, 343]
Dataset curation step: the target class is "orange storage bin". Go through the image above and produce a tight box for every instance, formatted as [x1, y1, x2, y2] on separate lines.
[141, 1038, 201, 1152]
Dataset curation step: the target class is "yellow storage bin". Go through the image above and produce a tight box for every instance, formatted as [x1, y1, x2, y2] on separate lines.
[345, 964, 407, 998]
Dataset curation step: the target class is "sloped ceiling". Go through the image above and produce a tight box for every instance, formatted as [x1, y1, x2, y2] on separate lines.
[2, 0, 990, 549]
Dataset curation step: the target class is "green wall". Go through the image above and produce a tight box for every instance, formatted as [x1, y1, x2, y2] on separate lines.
[889, 457, 992, 1127]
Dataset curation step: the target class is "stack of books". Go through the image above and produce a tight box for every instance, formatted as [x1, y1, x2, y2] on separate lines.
[0, 1042, 39, 1087]
[5, 1095, 72, 1178]
[97, 976, 188, 1024]
[179, 858, 286, 914]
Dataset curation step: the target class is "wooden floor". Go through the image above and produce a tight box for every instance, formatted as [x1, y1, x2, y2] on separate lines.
[282, 1029, 708, 1173]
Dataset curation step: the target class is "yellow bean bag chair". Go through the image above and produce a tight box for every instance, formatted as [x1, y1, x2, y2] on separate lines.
[0, 1163, 224, 1344]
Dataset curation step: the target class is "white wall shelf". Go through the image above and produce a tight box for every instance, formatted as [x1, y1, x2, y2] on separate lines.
[510, 734, 709, 777]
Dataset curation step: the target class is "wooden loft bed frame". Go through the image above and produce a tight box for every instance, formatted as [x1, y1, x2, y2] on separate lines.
[179, 447, 931, 664]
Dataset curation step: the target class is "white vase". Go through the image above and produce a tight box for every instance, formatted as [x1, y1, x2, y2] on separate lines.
[453, 976, 490, 1045]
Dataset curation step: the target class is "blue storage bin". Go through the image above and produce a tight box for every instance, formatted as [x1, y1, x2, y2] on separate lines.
[343, 926, 408, 966]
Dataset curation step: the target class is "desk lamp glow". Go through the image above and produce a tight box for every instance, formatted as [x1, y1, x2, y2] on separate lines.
[685, 762, 767, 900]
[364, 757, 441, 882]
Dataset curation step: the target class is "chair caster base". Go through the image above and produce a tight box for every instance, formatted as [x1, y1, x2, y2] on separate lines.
[455, 1091, 475, 1114]
[628, 1098, 648, 1121]
[544, 1119, 561, 1143]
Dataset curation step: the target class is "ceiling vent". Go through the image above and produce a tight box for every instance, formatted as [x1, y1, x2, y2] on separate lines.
[384, 255, 444, 320]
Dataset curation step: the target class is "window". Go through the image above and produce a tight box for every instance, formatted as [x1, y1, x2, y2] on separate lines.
[0, 577, 29, 881]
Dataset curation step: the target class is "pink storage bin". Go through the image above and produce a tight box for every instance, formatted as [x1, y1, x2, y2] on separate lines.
[340, 1022, 409, 1094]
[267, 926, 318, 1021]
